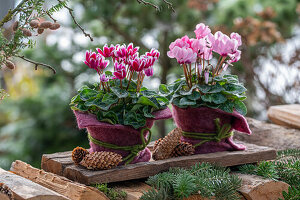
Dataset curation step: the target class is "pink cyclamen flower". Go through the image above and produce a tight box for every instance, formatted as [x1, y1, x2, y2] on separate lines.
[130, 57, 146, 72]
[84, 50, 101, 70]
[204, 70, 209, 84]
[169, 35, 192, 50]
[144, 67, 153, 77]
[208, 31, 239, 57]
[100, 74, 109, 82]
[99, 57, 110, 70]
[114, 44, 127, 58]
[127, 43, 139, 56]
[167, 46, 197, 64]
[146, 48, 160, 59]
[230, 32, 242, 46]
[194, 23, 211, 39]
[97, 44, 115, 57]
[113, 62, 126, 80]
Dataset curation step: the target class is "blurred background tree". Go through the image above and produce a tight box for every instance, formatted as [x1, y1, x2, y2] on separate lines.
[0, 0, 299, 169]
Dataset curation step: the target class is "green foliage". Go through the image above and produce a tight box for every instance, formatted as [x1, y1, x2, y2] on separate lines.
[162, 74, 247, 115]
[145, 162, 242, 200]
[70, 80, 168, 129]
[140, 188, 168, 200]
[279, 186, 300, 200]
[92, 183, 127, 200]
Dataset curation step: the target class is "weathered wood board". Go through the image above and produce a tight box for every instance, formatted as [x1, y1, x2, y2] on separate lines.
[268, 104, 300, 129]
[42, 141, 276, 184]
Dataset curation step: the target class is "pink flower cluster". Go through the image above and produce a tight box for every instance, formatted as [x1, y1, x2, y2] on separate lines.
[167, 23, 242, 68]
[84, 43, 160, 80]
[84, 43, 160, 91]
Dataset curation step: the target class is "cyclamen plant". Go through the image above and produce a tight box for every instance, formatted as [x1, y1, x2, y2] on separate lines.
[163, 23, 248, 115]
[70, 43, 169, 129]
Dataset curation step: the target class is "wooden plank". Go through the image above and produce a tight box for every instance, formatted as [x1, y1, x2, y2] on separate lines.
[42, 141, 276, 184]
[114, 181, 152, 200]
[267, 104, 300, 129]
[236, 173, 289, 200]
[0, 168, 68, 200]
[235, 117, 300, 150]
[11, 160, 109, 200]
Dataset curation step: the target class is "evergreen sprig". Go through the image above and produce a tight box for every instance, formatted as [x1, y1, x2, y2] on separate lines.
[92, 183, 127, 200]
[144, 162, 242, 200]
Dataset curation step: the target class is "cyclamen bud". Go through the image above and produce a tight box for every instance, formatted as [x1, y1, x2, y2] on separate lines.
[204, 69, 209, 84]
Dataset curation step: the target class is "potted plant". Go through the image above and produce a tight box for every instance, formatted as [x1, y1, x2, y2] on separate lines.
[70, 43, 172, 165]
[161, 23, 252, 154]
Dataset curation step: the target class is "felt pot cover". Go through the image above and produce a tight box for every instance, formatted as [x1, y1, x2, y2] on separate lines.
[74, 108, 172, 164]
[172, 105, 252, 154]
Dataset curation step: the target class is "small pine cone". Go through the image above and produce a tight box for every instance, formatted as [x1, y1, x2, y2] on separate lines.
[152, 128, 182, 160]
[49, 23, 61, 30]
[29, 20, 40, 28]
[37, 28, 44, 34]
[153, 138, 162, 150]
[22, 28, 32, 37]
[39, 21, 52, 29]
[0, 183, 13, 200]
[80, 151, 122, 170]
[12, 21, 19, 31]
[5, 61, 15, 70]
[72, 147, 89, 164]
[171, 142, 195, 157]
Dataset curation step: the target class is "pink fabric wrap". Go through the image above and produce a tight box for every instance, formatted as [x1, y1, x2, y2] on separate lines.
[172, 105, 251, 154]
[74, 107, 172, 164]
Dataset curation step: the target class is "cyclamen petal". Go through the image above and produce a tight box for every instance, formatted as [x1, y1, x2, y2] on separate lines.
[144, 67, 153, 77]
[194, 23, 211, 39]
[204, 71, 209, 84]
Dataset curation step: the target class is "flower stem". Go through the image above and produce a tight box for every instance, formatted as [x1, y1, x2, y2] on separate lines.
[120, 79, 122, 89]
[213, 56, 226, 78]
[183, 64, 191, 88]
[126, 71, 133, 90]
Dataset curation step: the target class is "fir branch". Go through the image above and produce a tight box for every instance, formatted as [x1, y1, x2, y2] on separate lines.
[57, 0, 93, 41]
[140, 188, 168, 200]
[17, 55, 56, 74]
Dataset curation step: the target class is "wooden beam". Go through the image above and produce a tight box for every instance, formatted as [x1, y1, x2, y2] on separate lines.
[235, 117, 300, 150]
[11, 160, 109, 200]
[41, 141, 276, 184]
[0, 168, 67, 200]
[236, 173, 289, 200]
[267, 104, 300, 129]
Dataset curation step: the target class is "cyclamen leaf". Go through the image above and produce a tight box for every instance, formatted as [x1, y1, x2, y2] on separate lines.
[224, 83, 247, 94]
[234, 101, 247, 116]
[141, 90, 157, 98]
[198, 84, 211, 93]
[201, 94, 213, 103]
[187, 91, 201, 101]
[219, 101, 234, 113]
[179, 97, 196, 106]
[137, 96, 159, 109]
[110, 87, 129, 98]
[79, 88, 98, 101]
[159, 84, 170, 95]
[207, 83, 224, 93]
[143, 106, 155, 118]
[211, 93, 227, 104]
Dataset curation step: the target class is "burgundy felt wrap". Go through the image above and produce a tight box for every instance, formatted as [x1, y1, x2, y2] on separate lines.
[74, 108, 172, 164]
[172, 105, 252, 154]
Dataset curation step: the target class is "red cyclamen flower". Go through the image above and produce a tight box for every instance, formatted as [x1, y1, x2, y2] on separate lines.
[144, 67, 154, 77]
[84, 50, 101, 70]
[130, 57, 146, 72]
[97, 44, 115, 58]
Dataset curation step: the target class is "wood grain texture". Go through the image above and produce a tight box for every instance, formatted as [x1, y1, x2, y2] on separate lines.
[267, 104, 300, 129]
[11, 160, 109, 200]
[0, 168, 67, 200]
[236, 173, 289, 200]
[235, 117, 300, 150]
[114, 181, 152, 200]
[42, 141, 276, 184]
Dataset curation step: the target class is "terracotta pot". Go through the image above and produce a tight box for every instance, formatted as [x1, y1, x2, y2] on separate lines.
[172, 105, 252, 154]
[74, 108, 172, 164]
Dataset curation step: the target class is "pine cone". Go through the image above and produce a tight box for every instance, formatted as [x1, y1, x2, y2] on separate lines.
[72, 147, 89, 164]
[80, 151, 122, 170]
[171, 142, 195, 157]
[0, 183, 13, 200]
[152, 128, 182, 160]
[153, 138, 162, 150]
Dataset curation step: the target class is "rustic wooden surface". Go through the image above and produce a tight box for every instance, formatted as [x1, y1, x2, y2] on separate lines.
[267, 104, 300, 129]
[114, 181, 152, 200]
[41, 141, 276, 184]
[11, 160, 109, 200]
[0, 168, 67, 200]
[236, 173, 289, 200]
[235, 117, 300, 150]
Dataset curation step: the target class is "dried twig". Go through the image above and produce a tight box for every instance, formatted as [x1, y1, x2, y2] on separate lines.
[43, 9, 57, 23]
[17, 55, 56, 74]
[162, 0, 175, 12]
[57, 0, 93, 41]
[136, 0, 160, 11]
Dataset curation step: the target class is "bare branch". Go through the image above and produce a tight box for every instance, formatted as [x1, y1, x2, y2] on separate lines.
[17, 55, 56, 74]
[136, 0, 160, 11]
[162, 0, 175, 12]
[43, 9, 57, 23]
[57, 0, 93, 41]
